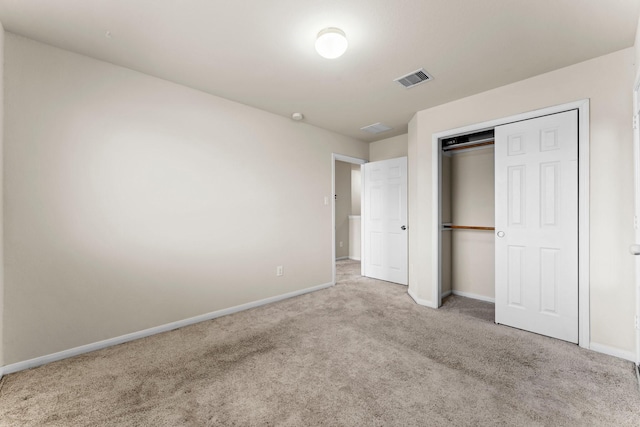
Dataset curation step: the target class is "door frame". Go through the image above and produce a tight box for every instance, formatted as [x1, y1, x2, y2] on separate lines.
[431, 99, 590, 348]
[332, 153, 367, 285]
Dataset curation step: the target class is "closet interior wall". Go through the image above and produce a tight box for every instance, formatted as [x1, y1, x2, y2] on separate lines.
[441, 139, 496, 302]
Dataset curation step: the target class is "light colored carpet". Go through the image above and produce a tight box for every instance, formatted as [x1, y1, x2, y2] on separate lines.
[1, 259, 639, 426]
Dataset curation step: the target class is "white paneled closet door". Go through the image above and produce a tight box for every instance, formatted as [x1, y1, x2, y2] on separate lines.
[495, 110, 578, 343]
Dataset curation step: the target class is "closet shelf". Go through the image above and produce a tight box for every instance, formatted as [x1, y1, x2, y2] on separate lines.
[442, 225, 495, 231]
[443, 140, 494, 152]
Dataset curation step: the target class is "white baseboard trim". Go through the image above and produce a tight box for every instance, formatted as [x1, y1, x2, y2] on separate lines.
[451, 290, 495, 303]
[335, 256, 349, 261]
[589, 342, 636, 362]
[441, 290, 452, 298]
[408, 287, 437, 308]
[348, 256, 361, 261]
[1, 281, 334, 376]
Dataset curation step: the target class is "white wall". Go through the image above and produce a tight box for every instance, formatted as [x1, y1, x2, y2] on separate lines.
[350, 164, 361, 216]
[440, 156, 451, 295]
[335, 161, 351, 258]
[2, 34, 368, 365]
[348, 215, 361, 261]
[450, 148, 495, 299]
[635, 14, 640, 82]
[409, 48, 636, 354]
[369, 134, 408, 161]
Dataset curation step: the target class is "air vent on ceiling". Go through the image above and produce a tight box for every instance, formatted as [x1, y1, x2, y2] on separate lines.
[394, 68, 433, 89]
[360, 122, 393, 134]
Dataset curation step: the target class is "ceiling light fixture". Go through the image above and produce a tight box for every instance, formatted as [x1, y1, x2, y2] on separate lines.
[315, 27, 348, 59]
[291, 112, 304, 121]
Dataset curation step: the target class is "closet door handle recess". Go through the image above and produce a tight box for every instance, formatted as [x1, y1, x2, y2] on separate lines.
[497, 231, 505, 238]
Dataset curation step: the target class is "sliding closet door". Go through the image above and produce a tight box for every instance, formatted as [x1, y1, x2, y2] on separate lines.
[495, 110, 578, 343]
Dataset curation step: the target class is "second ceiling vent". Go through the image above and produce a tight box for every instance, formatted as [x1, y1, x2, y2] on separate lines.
[394, 68, 433, 89]
[360, 122, 393, 134]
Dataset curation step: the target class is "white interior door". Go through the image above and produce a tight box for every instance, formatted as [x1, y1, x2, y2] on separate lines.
[495, 110, 578, 343]
[362, 157, 408, 285]
[631, 85, 640, 366]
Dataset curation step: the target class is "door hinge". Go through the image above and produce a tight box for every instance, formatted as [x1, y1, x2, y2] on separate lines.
[634, 115, 639, 130]
[635, 215, 639, 229]
[635, 315, 640, 330]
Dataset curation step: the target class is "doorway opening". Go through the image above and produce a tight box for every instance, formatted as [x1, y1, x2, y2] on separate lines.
[332, 154, 366, 285]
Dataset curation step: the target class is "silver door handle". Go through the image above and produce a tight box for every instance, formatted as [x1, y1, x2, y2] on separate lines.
[630, 244, 640, 255]
[401, 225, 407, 230]
[497, 231, 505, 238]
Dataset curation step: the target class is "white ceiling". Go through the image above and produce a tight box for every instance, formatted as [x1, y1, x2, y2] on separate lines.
[0, 0, 638, 142]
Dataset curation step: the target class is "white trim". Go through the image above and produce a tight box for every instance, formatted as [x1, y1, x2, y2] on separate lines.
[451, 290, 495, 303]
[1, 281, 334, 375]
[442, 289, 494, 303]
[431, 99, 590, 348]
[633, 77, 640, 366]
[348, 257, 361, 261]
[335, 256, 349, 261]
[332, 156, 336, 285]
[334, 154, 367, 165]
[332, 153, 367, 285]
[589, 342, 636, 363]
[408, 287, 438, 308]
[432, 135, 441, 308]
[361, 163, 366, 277]
[577, 100, 591, 351]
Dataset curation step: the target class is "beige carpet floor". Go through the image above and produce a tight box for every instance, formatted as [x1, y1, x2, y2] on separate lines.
[1, 259, 639, 426]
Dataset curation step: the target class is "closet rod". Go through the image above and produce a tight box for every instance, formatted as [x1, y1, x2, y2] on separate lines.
[443, 225, 495, 231]
[443, 140, 494, 152]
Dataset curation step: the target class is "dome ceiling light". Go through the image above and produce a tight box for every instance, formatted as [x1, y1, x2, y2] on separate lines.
[315, 27, 348, 59]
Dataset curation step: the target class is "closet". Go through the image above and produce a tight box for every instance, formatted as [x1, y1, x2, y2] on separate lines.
[436, 109, 580, 344]
[440, 129, 496, 303]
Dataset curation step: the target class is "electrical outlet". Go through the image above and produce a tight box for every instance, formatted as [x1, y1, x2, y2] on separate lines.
[339, 241, 343, 247]
[276, 266, 284, 276]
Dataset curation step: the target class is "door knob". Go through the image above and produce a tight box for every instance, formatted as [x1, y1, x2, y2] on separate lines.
[630, 244, 640, 255]
[497, 231, 505, 238]
[401, 225, 407, 230]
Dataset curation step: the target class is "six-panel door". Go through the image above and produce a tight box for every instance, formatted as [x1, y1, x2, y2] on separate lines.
[363, 157, 408, 285]
[495, 110, 579, 343]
